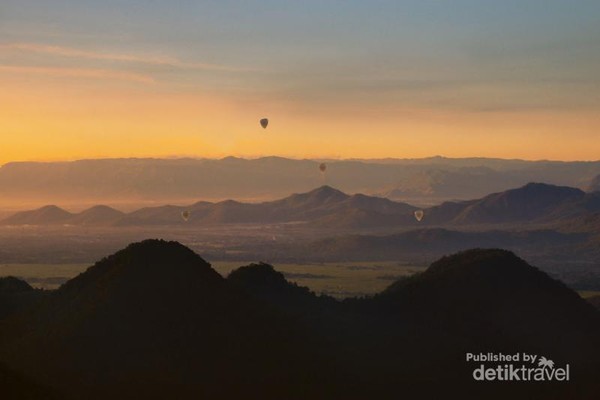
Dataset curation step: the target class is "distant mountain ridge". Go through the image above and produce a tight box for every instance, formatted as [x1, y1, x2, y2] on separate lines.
[425, 182, 596, 225]
[3, 182, 600, 229]
[589, 174, 600, 192]
[1, 186, 418, 228]
[68, 205, 125, 225]
[2, 204, 122, 226]
[1, 156, 599, 206]
[1, 205, 74, 225]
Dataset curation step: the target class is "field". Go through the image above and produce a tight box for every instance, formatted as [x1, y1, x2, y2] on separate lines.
[577, 290, 600, 299]
[0, 261, 427, 298]
[212, 261, 427, 298]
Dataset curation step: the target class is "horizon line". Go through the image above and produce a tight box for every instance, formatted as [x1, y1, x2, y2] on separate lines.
[3, 154, 600, 166]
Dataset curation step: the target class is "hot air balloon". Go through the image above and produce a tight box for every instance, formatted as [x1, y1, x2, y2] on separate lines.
[260, 118, 269, 129]
[319, 163, 327, 173]
[181, 210, 191, 222]
[414, 210, 424, 222]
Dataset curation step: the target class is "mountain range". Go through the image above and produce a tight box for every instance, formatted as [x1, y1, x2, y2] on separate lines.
[1, 186, 418, 228]
[3, 182, 600, 230]
[425, 182, 600, 226]
[1, 156, 599, 207]
[0, 241, 598, 399]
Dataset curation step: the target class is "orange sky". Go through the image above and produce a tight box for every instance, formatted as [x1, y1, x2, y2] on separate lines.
[2, 71, 599, 164]
[1, 2, 600, 163]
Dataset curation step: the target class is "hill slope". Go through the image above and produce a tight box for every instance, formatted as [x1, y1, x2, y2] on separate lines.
[1, 205, 73, 225]
[2, 186, 418, 227]
[0, 240, 339, 399]
[0, 243, 599, 399]
[68, 205, 125, 225]
[424, 183, 590, 224]
[589, 174, 600, 192]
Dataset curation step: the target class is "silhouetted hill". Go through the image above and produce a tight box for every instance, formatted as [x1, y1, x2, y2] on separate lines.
[0, 240, 344, 399]
[227, 250, 600, 398]
[360, 249, 600, 398]
[0, 276, 33, 294]
[1, 205, 73, 225]
[587, 295, 600, 310]
[0, 277, 46, 321]
[228, 262, 310, 297]
[0, 362, 60, 399]
[1, 243, 599, 398]
[378, 249, 600, 360]
[381, 249, 600, 344]
[228, 262, 335, 315]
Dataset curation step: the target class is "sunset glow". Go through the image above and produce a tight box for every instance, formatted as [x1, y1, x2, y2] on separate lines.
[1, 1, 599, 163]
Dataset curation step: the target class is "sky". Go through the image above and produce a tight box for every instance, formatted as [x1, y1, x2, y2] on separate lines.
[1, 0, 599, 163]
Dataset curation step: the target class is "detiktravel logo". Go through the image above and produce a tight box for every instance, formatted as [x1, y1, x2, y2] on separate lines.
[466, 352, 570, 382]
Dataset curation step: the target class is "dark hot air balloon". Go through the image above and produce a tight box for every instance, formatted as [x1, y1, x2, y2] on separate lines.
[260, 118, 269, 129]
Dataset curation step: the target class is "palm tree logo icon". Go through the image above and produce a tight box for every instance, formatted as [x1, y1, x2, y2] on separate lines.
[538, 356, 554, 369]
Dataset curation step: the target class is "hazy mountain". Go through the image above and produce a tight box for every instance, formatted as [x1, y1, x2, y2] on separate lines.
[424, 183, 591, 225]
[588, 174, 600, 192]
[4, 182, 600, 230]
[453, 183, 585, 223]
[1, 157, 599, 207]
[2, 186, 417, 227]
[114, 204, 192, 225]
[1, 205, 123, 226]
[68, 205, 125, 226]
[1, 205, 74, 225]
[380, 166, 525, 202]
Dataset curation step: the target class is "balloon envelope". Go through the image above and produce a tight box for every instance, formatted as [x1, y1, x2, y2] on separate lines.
[319, 163, 327, 173]
[181, 211, 191, 221]
[414, 210, 424, 222]
[260, 118, 269, 129]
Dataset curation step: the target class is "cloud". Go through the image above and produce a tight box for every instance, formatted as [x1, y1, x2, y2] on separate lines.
[0, 65, 155, 83]
[0, 42, 255, 72]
